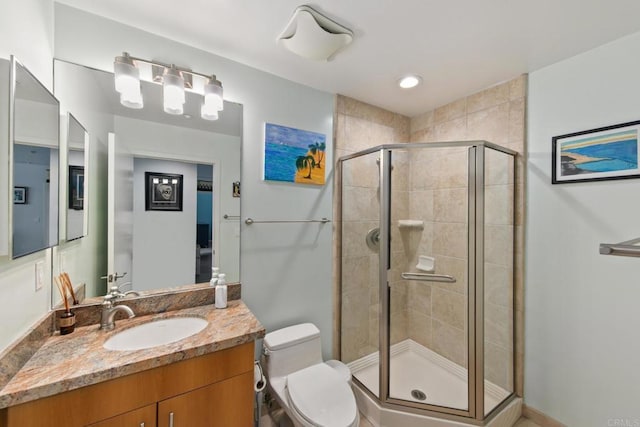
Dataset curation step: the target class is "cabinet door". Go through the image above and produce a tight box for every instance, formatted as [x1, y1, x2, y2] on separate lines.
[87, 404, 156, 427]
[157, 371, 253, 427]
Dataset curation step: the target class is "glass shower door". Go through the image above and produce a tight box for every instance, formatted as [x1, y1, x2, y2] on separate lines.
[482, 146, 515, 416]
[386, 145, 471, 414]
[340, 150, 382, 398]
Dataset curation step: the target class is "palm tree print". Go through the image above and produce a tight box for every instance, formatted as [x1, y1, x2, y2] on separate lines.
[308, 141, 326, 168]
[296, 155, 316, 179]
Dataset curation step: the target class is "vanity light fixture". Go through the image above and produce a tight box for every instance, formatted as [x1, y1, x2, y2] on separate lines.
[113, 52, 224, 120]
[114, 53, 143, 109]
[162, 65, 185, 115]
[201, 76, 224, 120]
[398, 75, 422, 89]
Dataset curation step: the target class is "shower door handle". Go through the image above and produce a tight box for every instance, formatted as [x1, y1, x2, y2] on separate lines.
[401, 272, 456, 283]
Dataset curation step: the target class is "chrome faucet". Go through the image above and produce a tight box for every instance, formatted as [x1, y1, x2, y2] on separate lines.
[100, 295, 135, 330]
[108, 281, 141, 298]
[101, 273, 140, 299]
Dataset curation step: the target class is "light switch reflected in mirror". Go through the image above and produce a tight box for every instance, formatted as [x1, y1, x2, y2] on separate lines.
[11, 56, 60, 259]
[66, 113, 88, 242]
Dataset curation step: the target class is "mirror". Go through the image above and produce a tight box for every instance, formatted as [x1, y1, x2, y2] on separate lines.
[0, 58, 9, 257]
[53, 59, 241, 303]
[66, 113, 89, 241]
[11, 57, 60, 259]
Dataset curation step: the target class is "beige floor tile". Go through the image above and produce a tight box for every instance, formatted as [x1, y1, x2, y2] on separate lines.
[359, 412, 375, 427]
[264, 413, 538, 427]
[262, 411, 374, 426]
[514, 417, 542, 427]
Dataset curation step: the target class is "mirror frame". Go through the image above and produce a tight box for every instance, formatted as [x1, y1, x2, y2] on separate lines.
[0, 58, 9, 257]
[9, 55, 61, 259]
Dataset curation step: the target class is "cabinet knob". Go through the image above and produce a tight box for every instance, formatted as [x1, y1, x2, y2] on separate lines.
[169, 412, 174, 427]
[140, 423, 145, 427]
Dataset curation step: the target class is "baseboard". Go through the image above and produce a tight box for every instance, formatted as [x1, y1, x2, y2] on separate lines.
[522, 404, 566, 427]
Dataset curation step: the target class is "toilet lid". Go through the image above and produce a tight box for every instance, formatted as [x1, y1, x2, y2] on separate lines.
[286, 364, 357, 427]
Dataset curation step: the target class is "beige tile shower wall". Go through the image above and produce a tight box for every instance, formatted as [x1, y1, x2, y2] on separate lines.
[409, 75, 527, 396]
[334, 96, 410, 362]
[407, 147, 470, 368]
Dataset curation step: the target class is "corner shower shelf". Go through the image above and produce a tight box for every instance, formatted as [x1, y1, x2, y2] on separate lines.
[398, 219, 424, 230]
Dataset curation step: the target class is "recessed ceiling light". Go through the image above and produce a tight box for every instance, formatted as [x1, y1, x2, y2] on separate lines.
[398, 75, 422, 89]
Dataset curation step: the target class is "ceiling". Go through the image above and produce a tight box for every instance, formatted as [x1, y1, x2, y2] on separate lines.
[55, 0, 640, 117]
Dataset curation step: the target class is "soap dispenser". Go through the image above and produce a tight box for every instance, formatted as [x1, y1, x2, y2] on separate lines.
[215, 273, 227, 309]
[210, 267, 219, 287]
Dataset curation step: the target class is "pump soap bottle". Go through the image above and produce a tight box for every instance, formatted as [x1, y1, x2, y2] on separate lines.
[215, 273, 227, 309]
[210, 267, 219, 287]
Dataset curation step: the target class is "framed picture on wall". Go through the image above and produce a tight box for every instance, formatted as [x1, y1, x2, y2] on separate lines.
[13, 187, 27, 204]
[69, 165, 84, 210]
[552, 120, 640, 184]
[263, 122, 326, 185]
[145, 172, 183, 211]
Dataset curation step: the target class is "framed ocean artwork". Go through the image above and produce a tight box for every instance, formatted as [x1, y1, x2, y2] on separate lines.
[264, 123, 326, 185]
[552, 120, 640, 184]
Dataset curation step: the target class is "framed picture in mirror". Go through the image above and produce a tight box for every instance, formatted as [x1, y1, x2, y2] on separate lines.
[145, 172, 183, 211]
[13, 187, 27, 204]
[68, 165, 84, 210]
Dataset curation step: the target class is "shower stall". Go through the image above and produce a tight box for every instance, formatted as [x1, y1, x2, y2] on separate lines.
[338, 141, 518, 425]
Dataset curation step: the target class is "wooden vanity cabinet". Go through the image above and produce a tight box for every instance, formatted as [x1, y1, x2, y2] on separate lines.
[1, 342, 254, 427]
[157, 371, 253, 427]
[87, 404, 156, 427]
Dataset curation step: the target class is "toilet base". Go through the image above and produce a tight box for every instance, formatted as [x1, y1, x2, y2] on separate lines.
[266, 383, 303, 427]
[267, 405, 294, 427]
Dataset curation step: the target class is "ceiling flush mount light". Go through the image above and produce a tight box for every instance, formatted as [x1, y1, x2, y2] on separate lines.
[113, 52, 224, 120]
[398, 75, 423, 89]
[278, 5, 353, 61]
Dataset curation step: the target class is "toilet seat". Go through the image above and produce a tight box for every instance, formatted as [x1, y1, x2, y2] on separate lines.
[285, 363, 358, 427]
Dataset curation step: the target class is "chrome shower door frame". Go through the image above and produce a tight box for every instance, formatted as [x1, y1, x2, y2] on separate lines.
[338, 141, 517, 424]
[377, 144, 475, 420]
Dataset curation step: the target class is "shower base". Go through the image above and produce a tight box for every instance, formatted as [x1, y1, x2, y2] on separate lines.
[348, 339, 521, 427]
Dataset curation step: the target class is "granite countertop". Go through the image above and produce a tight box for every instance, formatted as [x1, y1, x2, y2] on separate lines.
[0, 300, 264, 409]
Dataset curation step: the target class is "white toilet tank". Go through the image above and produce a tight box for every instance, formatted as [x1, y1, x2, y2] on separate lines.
[263, 323, 323, 379]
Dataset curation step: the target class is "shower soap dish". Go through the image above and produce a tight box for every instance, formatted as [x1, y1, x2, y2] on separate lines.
[398, 219, 424, 230]
[416, 255, 435, 273]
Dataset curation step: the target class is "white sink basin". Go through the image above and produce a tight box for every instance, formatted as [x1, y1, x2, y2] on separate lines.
[104, 317, 208, 351]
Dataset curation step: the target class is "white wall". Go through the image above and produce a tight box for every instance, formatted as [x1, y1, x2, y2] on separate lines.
[132, 158, 197, 290]
[0, 0, 54, 351]
[54, 5, 335, 357]
[527, 31, 640, 426]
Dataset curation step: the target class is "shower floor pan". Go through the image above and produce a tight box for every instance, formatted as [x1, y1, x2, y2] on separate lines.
[348, 340, 520, 426]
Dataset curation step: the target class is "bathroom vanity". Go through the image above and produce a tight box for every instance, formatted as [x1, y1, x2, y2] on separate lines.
[0, 300, 264, 427]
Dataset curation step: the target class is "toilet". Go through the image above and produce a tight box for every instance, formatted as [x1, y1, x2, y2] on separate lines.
[262, 323, 359, 427]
